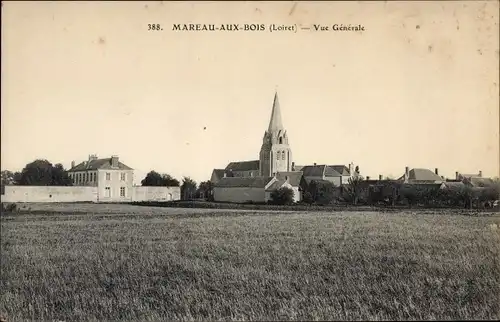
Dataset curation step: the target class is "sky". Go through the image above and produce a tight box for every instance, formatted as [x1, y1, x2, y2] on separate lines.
[1, 1, 499, 184]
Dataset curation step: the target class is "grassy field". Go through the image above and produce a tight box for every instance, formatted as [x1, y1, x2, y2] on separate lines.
[1, 204, 499, 321]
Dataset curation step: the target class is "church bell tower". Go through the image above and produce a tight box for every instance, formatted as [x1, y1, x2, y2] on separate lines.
[259, 92, 293, 177]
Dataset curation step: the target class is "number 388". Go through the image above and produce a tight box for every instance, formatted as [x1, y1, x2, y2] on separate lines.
[148, 24, 162, 31]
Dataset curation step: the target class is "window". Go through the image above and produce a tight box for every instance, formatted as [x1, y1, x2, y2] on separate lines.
[282, 151, 286, 160]
[106, 173, 111, 181]
[121, 173, 126, 181]
[120, 187, 126, 197]
[105, 187, 111, 197]
[277, 151, 280, 160]
[279, 137, 283, 144]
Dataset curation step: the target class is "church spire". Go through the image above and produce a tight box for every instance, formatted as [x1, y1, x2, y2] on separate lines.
[267, 91, 284, 132]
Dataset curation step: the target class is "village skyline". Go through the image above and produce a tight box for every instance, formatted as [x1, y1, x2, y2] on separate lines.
[1, 1, 498, 184]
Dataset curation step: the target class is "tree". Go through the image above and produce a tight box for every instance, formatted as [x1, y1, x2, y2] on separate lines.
[16, 159, 72, 186]
[346, 176, 364, 205]
[306, 180, 336, 205]
[141, 171, 180, 187]
[181, 176, 197, 200]
[196, 181, 214, 200]
[1, 170, 15, 185]
[302, 191, 314, 205]
[270, 187, 295, 205]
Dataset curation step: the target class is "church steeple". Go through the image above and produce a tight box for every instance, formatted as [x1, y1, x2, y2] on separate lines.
[268, 92, 284, 132]
[259, 91, 293, 177]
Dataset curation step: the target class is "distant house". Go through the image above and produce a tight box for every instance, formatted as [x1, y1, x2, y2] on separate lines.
[301, 164, 341, 186]
[213, 176, 276, 203]
[271, 171, 304, 202]
[398, 166, 444, 184]
[210, 169, 232, 185]
[213, 171, 303, 204]
[68, 154, 134, 202]
[455, 170, 495, 188]
[210, 161, 260, 185]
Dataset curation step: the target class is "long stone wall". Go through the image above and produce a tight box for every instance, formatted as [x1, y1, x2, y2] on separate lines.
[1, 186, 181, 203]
[1, 186, 98, 203]
[132, 186, 181, 202]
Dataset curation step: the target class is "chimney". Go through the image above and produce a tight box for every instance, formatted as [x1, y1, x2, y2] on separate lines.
[435, 168, 439, 175]
[366, 176, 370, 180]
[292, 162, 295, 171]
[223, 172, 227, 178]
[349, 163, 353, 175]
[111, 155, 119, 168]
[313, 162, 317, 166]
[455, 171, 459, 180]
[71, 161, 75, 169]
[404, 166, 409, 182]
[379, 174, 383, 181]
[479, 170, 482, 177]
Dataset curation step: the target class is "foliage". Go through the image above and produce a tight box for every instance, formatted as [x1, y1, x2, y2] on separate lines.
[196, 181, 214, 201]
[302, 191, 314, 205]
[15, 159, 72, 186]
[0, 202, 17, 213]
[181, 176, 197, 200]
[305, 180, 337, 205]
[141, 171, 180, 187]
[1, 205, 499, 321]
[346, 176, 364, 205]
[1, 170, 16, 185]
[269, 187, 295, 205]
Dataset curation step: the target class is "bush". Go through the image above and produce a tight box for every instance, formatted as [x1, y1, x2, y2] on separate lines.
[270, 187, 295, 205]
[302, 191, 314, 205]
[1, 202, 18, 213]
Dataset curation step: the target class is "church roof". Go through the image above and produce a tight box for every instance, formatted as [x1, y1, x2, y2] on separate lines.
[213, 176, 275, 188]
[267, 92, 284, 132]
[225, 160, 260, 172]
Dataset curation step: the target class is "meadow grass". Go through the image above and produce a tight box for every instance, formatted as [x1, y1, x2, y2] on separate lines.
[1, 205, 499, 321]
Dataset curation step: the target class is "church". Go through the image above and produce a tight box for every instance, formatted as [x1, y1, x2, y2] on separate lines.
[210, 91, 320, 203]
[210, 92, 304, 203]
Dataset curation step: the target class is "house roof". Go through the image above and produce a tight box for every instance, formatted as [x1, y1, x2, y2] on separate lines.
[301, 165, 342, 178]
[469, 177, 495, 187]
[225, 160, 260, 172]
[69, 158, 133, 172]
[330, 165, 351, 176]
[304, 178, 337, 186]
[213, 176, 275, 188]
[275, 171, 303, 186]
[459, 173, 482, 179]
[293, 165, 304, 172]
[397, 168, 443, 182]
[265, 180, 287, 191]
[211, 169, 233, 181]
[442, 182, 467, 190]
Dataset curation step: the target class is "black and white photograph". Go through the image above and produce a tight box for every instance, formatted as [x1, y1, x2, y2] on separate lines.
[1, 1, 499, 321]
